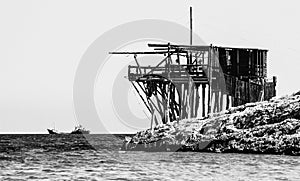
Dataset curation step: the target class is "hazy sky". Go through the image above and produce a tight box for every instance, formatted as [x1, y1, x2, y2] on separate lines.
[1, 0, 300, 133]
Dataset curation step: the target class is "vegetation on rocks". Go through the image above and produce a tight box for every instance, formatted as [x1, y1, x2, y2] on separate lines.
[122, 91, 300, 156]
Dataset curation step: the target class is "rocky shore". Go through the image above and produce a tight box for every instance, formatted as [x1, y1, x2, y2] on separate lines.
[122, 91, 300, 156]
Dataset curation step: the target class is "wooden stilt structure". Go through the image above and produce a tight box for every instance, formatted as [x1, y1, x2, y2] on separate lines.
[109, 7, 276, 127]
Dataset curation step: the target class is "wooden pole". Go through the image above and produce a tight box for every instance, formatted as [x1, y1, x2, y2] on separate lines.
[186, 7, 193, 119]
[202, 84, 206, 117]
[190, 6, 193, 46]
[195, 86, 200, 117]
[207, 45, 212, 116]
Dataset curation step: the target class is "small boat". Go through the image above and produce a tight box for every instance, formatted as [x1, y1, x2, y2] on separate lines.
[47, 121, 59, 134]
[70, 125, 90, 134]
[47, 125, 90, 134]
[47, 128, 58, 134]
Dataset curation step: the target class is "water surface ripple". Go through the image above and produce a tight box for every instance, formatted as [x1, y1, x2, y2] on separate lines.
[0, 134, 299, 180]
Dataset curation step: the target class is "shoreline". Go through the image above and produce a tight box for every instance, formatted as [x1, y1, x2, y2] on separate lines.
[122, 92, 300, 156]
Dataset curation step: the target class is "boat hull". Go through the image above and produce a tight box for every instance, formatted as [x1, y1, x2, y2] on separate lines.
[47, 129, 58, 134]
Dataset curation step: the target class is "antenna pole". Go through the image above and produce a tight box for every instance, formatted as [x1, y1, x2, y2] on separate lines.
[190, 6, 193, 45]
[187, 6, 193, 119]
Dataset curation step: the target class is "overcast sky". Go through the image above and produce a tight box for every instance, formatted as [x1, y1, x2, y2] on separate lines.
[1, 0, 300, 133]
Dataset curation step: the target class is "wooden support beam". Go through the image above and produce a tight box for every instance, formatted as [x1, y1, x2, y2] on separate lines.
[146, 52, 174, 75]
[237, 49, 240, 76]
[165, 83, 171, 123]
[136, 82, 164, 121]
[187, 77, 192, 119]
[109, 51, 179, 55]
[133, 54, 142, 75]
[148, 103, 159, 126]
[213, 91, 220, 113]
[220, 91, 224, 112]
[149, 103, 154, 129]
[182, 83, 188, 119]
[154, 92, 164, 117]
[226, 94, 230, 110]
[148, 43, 210, 50]
[189, 85, 194, 118]
[195, 86, 200, 117]
[202, 84, 206, 117]
[131, 82, 151, 113]
[207, 46, 213, 115]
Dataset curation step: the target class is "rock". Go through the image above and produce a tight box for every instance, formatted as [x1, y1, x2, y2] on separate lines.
[122, 91, 300, 156]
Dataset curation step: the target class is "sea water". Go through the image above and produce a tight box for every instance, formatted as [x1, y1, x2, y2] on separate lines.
[0, 134, 299, 180]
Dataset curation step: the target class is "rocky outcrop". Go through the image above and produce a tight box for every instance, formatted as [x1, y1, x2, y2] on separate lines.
[122, 92, 300, 156]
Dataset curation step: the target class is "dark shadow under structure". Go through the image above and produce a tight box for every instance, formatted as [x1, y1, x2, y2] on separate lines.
[110, 43, 276, 128]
